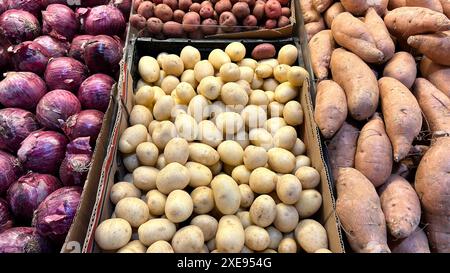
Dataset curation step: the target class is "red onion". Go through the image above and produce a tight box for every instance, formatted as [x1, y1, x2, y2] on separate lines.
[0, 10, 41, 44]
[112, 0, 132, 19]
[36, 90, 82, 131]
[32, 186, 82, 243]
[0, 150, 23, 195]
[17, 131, 68, 174]
[7, 173, 62, 222]
[0, 0, 7, 14]
[0, 198, 13, 233]
[0, 72, 47, 110]
[42, 4, 79, 42]
[78, 74, 114, 112]
[84, 35, 123, 76]
[44, 57, 88, 92]
[81, 0, 109, 6]
[81, 5, 126, 36]
[34, 36, 69, 58]
[8, 0, 43, 17]
[68, 35, 93, 62]
[59, 137, 92, 186]
[10, 41, 50, 75]
[0, 227, 53, 253]
[0, 108, 40, 152]
[0, 46, 10, 72]
[42, 0, 67, 6]
[63, 110, 104, 144]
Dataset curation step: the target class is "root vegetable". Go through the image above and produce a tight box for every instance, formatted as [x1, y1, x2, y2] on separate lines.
[309, 30, 335, 81]
[405, 0, 443, 12]
[364, 8, 395, 63]
[312, 0, 333, 13]
[324, 2, 345, 28]
[340, 0, 388, 16]
[389, 228, 431, 253]
[420, 57, 450, 97]
[300, 0, 321, 24]
[407, 31, 450, 66]
[305, 19, 326, 42]
[327, 122, 359, 180]
[383, 52, 417, 89]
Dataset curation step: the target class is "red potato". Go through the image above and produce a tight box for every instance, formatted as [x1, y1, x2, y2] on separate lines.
[309, 30, 335, 80]
[277, 16, 290, 28]
[183, 12, 201, 32]
[190, 3, 201, 12]
[364, 8, 395, 63]
[379, 175, 421, 239]
[330, 48, 379, 121]
[173, 10, 186, 23]
[219, 12, 238, 32]
[230, 0, 239, 3]
[155, 4, 174, 22]
[215, 0, 233, 13]
[336, 168, 390, 253]
[413, 78, 450, 137]
[341, 0, 388, 16]
[379, 77, 422, 162]
[312, 0, 333, 13]
[442, 0, 450, 17]
[383, 52, 417, 89]
[153, 0, 164, 4]
[243, 15, 258, 29]
[277, 0, 289, 6]
[407, 31, 450, 66]
[253, 0, 266, 20]
[420, 57, 450, 97]
[232, 2, 251, 19]
[251, 43, 276, 60]
[163, 21, 184, 37]
[130, 14, 148, 30]
[265, 0, 282, 19]
[240, 0, 256, 6]
[415, 136, 450, 253]
[200, 5, 214, 18]
[314, 80, 348, 139]
[265, 19, 277, 29]
[163, 0, 178, 10]
[201, 19, 219, 35]
[134, 0, 143, 11]
[389, 0, 406, 9]
[405, 0, 443, 12]
[201, 1, 214, 7]
[147, 17, 164, 34]
[389, 228, 431, 253]
[355, 114, 393, 188]
[324, 2, 345, 28]
[305, 18, 326, 42]
[300, 0, 321, 23]
[138, 1, 155, 19]
[179, 0, 193, 12]
[281, 7, 290, 17]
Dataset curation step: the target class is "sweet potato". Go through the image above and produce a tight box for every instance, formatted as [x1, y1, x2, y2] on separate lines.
[324, 2, 345, 28]
[312, 0, 333, 13]
[355, 114, 393, 188]
[415, 136, 450, 253]
[309, 30, 334, 81]
[364, 8, 395, 63]
[305, 18, 326, 42]
[330, 48, 379, 121]
[389, 228, 431, 253]
[341, 0, 388, 16]
[442, 0, 450, 17]
[379, 175, 421, 239]
[314, 80, 348, 139]
[382, 52, 417, 89]
[405, 0, 443, 12]
[379, 77, 422, 162]
[327, 122, 359, 180]
[336, 168, 390, 253]
[384, 7, 450, 37]
[420, 57, 450, 97]
[331, 12, 384, 63]
[389, 0, 407, 9]
[300, 0, 321, 24]
[413, 78, 450, 137]
[407, 31, 450, 66]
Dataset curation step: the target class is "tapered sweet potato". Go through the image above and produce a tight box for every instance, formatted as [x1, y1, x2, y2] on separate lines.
[309, 30, 335, 80]
[384, 7, 450, 37]
[336, 168, 390, 253]
[324, 2, 345, 28]
[331, 48, 379, 120]
[300, 0, 321, 24]
[420, 57, 450, 97]
[379, 175, 421, 239]
[341, 0, 388, 16]
[442, 0, 450, 17]
[364, 8, 395, 63]
[379, 77, 422, 162]
[327, 122, 359, 180]
[406, 0, 443, 12]
[383, 52, 417, 89]
[314, 80, 348, 139]
[413, 78, 450, 137]
[415, 136, 450, 253]
[331, 12, 384, 63]
[355, 114, 393, 187]
[312, 0, 333, 13]
[389, 0, 406, 9]
[407, 31, 450, 66]
[305, 18, 326, 42]
[389, 228, 431, 253]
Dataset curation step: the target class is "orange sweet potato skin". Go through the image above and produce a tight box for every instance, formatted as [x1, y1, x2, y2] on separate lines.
[383, 52, 417, 89]
[364, 8, 395, 63]
[305, 18, 326, 42]
[379, 175, 421, 239]
[389, 0, 407, 9]
[379, 77, 422, 162]
[420, 57, 450, 97]
[331, 48, 379, 121]
[389, 228, 431, 253]
[336, 168, 390, 253]
[312, 0, 334, 13]
[407, 31, 450, 66]
[300, 0, 321, 24]
[355, 114, 393, 187]
[327, 122, 359, 180]
[309, 30, 335, 80]
[324, 2, 345, 28]
[415, 136, 450, 253]
[442, 0, 450, 17]
[406, 0, 443, 12]
[341, 0, 388, 16]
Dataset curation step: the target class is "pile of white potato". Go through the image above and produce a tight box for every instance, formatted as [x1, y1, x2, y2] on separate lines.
[94, 42, 332, 253]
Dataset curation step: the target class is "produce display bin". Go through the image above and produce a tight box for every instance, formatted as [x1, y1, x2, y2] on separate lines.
[82, 38, 345, 253]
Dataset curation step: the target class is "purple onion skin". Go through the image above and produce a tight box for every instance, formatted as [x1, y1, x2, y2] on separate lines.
[78, 74, 114, 112]
[0, 46, 10, 74]
[44, 57, 88, 92]
[36, 90, 82, 131]
[34, 35, 69, 58]
[59, 137, 92, 186]
[0, 72, 47, 110]
[11, 41, 50, 75]
[42, 4, 79, 42]
[7, 173, 62, 222]
[32, 186, 82, 244]
[0, 198, 13, 233]
[112, 0, 132, 19]
[0, 10, 41, 45]
[0, 227, 53, 253]
[42, 0, 67, 6]
[63, 110, 104, 144]
[0, 0, 7, 14]
[17, 131, 68, 174]
[68, 35, 94, 62]
[84, 35, 123, 76]
[0, 150, 23, 196]
[83, 5, 126, 36]
[8, 0, 44, 17]
[0, 108, 40, 153]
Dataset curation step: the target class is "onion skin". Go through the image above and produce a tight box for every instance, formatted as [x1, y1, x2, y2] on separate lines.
[0, 227, 53, 253]
[63, 110, 104, 144]
[0, 150, 23, 196]
[44, 57, 88, 92]
[42, 4, 79, 42]
[0, 108, 40, 152]
[0, 198, 13, 233]
[59, 137, 92, 186]
[78, 74, 114, 112]
[0, 10, 41, 45]
[17, 131, 68, 174]
[32, 186, 82, 243]
[0, 72, 47, 111]
[83, 35, 123, 76]
[0, 0, 7, 14]
[112, 0, 132, 19]
[68, 35, 94, 62]
[36, 90, 81, 131]
[34, 35, 68, 58]
[82, 5, 126, 36]
[10, 41, 50, 75]
[7, 173, 62, 222]
[7, 0, 44, 17]
[0, 45, 10, 72]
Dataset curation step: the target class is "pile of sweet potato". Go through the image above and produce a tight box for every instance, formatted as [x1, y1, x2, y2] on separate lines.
[307, 0, 450, 253]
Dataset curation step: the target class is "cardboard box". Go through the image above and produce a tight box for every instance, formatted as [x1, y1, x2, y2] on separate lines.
[82, 39, 345, 253]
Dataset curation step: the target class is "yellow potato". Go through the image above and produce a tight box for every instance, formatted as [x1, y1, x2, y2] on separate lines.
[119, 124, 148, 154]
[209, 161, 222, 176]
[278, 238, 297, 253]
[273, 126, 297, 150]
[136, 79, 150, 91]
[294, 219, 328, 253]
[180, 46, 201, 69]
[208, 49, 231, 70]
[115, 197, 150, 228]
[174, 113, 198, 141]
[156, 154, 167, 169]
[135, 86, 154, 108]
[95, 218, 132, 250]
[163, 138, 189, 165]
[249, 90, 269, 106]
[236, 211, 252, 229]
[241, 105, 267, 129]
[110, 182, 141, 205]
[139, 56, 160, 83]
[211, 174, 241, 215]
[274, 82, 298, 104]
[198, 76, 223, 100]
[165, 190, 193, 223]
[152, 120, 177, 150]
[216, 215, 245, 253]
[153, 95, 175, 121]
[295, 166, 320, 189]
[117, 240, 147, 253]
[268, 101, 284, 118]
[255, 64, 273, 79]
[273, 64, 291, 83]
[156, 163, 190, 194]
[223, 163, 235, 176]
[191, 214, 218, 241]
[130, 105, 153, 127]
[239, 184, 255, 208]
[283, 101, 304, 126]
[180, 69, 198, 89]
[234, 129, 250, 149]
[188, 95, 210, 123]
[189, 143, 220, 166]
[138, 218, 176, 246]
[239, 58, 258, 70]
[264, 117, 287, 134]
[262, 249, 277, 253]
[191, 186, 214, 214]
[215, 112, 244, 135]
[209, 100, 226, 123]
[263, 78, 280, 92]
[197, 120, 223, 148]
[123, 153, 139, 172]
[266, 91, 275, 103]
[239, 66, 254, 83]
[259, 58, 279, 68]
[175, 82, 196, 104]
[274, 203, 299, 233]
[136, 142, 159, 166]
[276, 174, 302, 205]
[161, 54, 184, 77]
[251, 74, 264, 89]
[231, 165, 251, 184]
[287, 66, 308, 87]
[157, 52, 168, 67]
[220, 82, 249, 106]
[295, 189, 322, 218]
[185, 161, 213, 187]
[146, 190, 166, 216]
[218, 140, 244, 166]
[249, 195, 277, 228]
[268, 147, 296, 174]
[147, 240, 174, 253]
[153, 86, 166, 101]
[294, 155, 311, 173]
[278, 45, 298, 66]
[220, 63, 241, 82]
[154, 70, 166, 88]
[133, 166, 159, 191]
[315, 248, 332, 253]
[172, 226, 204, 253]
[160, 75, 180, 95]
[249, 128, 274, 151]
[243, 145, 268, 171]
[244, 225, 270, 251]
[292, 138, 306, 156]
[194, 60, 215, 82]
[249, 167, 277, 194]
[266, 226, 283, 250]
[225, 42, 246, 62]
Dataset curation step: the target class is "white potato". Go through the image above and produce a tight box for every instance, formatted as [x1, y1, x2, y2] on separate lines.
[165, 190, 193, 223]
[218, 140, 244, 166]
[244, 225, 270, 251]
[139, 56, 160, 83]
[191, 186, 215, 214]
[115, 197, 150, 228]
[249, 195, 277, 228]
[147, 241, 174, 253]
[231, 165, 251, 184]
[211, 174, 241, 215]
[295, 219, 328, 253]
[278, 45, 298, 66]
[161, 54, 184, 76]
[274, 203, 299, 233]
[276, 174, 302, 205]
[189, 143, 220, 166]
[138, 218, 176, 246]
[249, 167, 277, 194]
[225, 42, 246, 62]
[110, 182, 141, 205]
[295, 189, 322, 218]
[295, 166, 320, 189]
[283, 101, 304, 126]
[133, 166, 159, 191]
[191, 215, 218, 241]
[95, 218, 132, 250]
[180, 46, 201, 69]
